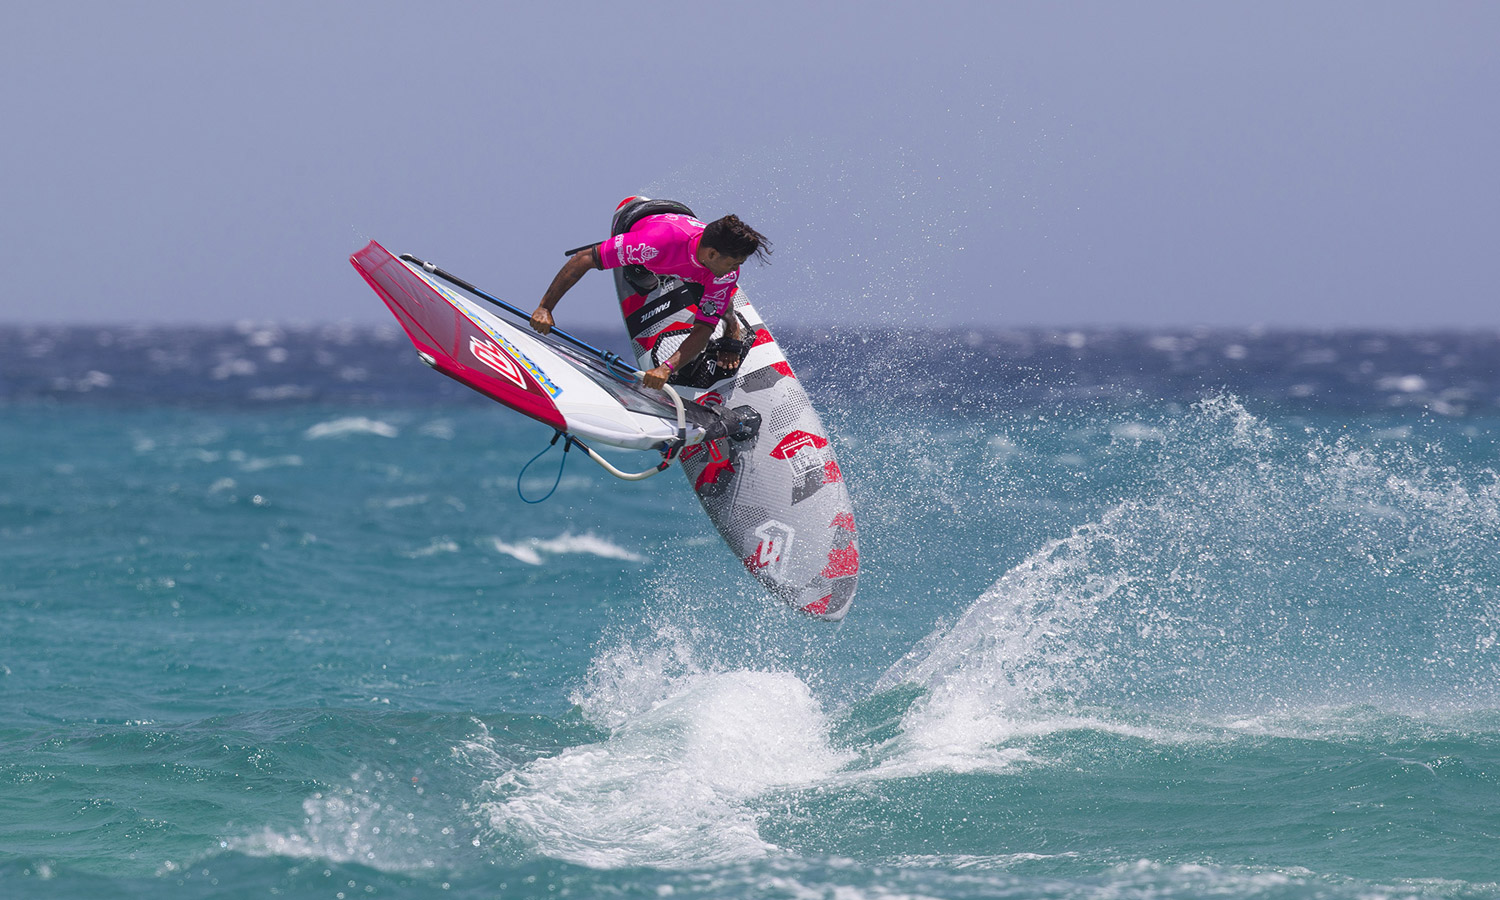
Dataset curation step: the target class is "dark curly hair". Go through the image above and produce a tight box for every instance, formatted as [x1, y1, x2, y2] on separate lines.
[701, 214, 771, 264]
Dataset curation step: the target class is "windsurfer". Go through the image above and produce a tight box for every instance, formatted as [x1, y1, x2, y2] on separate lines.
[530, 213, 770, 389]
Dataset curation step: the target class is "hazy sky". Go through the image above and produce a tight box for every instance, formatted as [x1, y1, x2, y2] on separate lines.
[2, 1, 1495, 328]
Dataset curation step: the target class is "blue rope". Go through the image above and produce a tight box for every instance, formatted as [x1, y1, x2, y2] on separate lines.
[517, 432, 571, 504]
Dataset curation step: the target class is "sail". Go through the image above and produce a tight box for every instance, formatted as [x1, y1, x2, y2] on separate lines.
[350, 241, 709, 450]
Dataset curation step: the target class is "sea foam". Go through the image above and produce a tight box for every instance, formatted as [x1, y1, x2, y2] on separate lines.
[483, 670, 850, 868]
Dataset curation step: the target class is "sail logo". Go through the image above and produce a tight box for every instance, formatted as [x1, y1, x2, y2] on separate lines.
[470, 337, 528, 390]
[468, 333, 560, 398]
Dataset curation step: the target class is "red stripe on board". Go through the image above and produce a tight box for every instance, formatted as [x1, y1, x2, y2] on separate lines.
[821, 542, 859, 579]
[635, 322, 694, 352]
[801, 595, 831, 615]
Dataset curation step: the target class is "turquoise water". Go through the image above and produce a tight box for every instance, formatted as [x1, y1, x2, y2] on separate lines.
[3, 327, 1499, 898]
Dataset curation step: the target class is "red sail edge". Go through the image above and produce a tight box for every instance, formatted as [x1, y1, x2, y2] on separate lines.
[350, 241, 566, 431]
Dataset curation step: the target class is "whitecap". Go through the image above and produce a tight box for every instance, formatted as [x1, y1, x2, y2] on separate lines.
[246, 327, 282, 348]
[211, 358, 256, 379]
[419, 420, 456, 440]
[405, 539, 460, 558]
[238, 454, 303, 472]
[372, 495, 428, 509]
[490, 532, 645, 565]
[533, 532, 645, 562]
[491, 539, 544, 566]
[53, 370, 113, 392]
[249, 384, 314, 401]
[1376, 374, 1427, 393]
[79, 370, 113, 390]
[1110, 422, 1166, 442]
[303, 417, 399, 439]
[986, 434, 1020, 457]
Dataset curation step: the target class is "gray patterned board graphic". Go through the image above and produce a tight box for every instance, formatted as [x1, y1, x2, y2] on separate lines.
[617, 278, 859, 620]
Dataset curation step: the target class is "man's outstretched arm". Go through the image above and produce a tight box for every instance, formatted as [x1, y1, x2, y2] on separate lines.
[531, 246, 600, 334]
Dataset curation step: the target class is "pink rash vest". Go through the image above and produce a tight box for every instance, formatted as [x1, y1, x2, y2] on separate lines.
[597, 214, 740, 326]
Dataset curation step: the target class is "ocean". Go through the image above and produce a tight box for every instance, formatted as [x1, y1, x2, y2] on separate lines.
[2, 323, 1498, 899]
